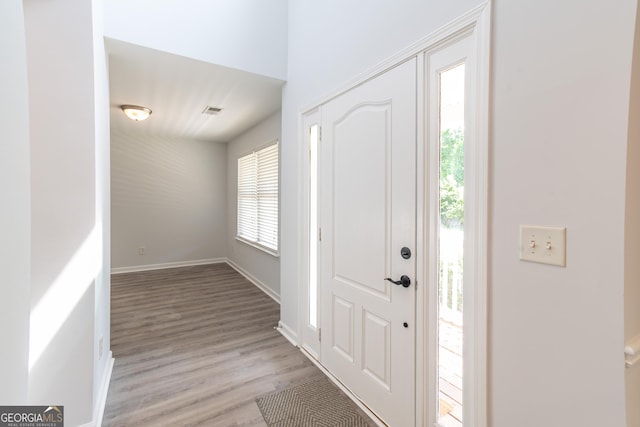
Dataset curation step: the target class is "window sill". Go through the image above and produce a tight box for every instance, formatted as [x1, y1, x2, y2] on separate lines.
[235, 237, 280, 258]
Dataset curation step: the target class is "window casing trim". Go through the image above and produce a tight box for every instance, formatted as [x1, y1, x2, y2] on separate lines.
[235, 236, 280, 257]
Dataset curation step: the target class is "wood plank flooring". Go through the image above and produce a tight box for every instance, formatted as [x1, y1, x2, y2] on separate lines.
[438, 320, 463, 427]
[102, 263, 325, 427]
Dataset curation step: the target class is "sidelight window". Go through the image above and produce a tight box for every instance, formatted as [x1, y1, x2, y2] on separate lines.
[437, 62, 465, 427]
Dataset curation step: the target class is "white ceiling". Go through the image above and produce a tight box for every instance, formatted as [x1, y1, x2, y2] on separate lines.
[107, 38, 284, 143]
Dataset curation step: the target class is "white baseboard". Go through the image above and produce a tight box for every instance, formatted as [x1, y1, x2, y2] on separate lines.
[276, 321, 298, 347]
[111, 258, 226, 274]
[225, 258, 280, 304]
[78, 354, 114, 427]
[94, 353, 114, 427]
[299, 348, 387, 427]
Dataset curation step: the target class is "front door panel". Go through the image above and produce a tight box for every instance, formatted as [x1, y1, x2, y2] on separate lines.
[320, 58, 417, 427]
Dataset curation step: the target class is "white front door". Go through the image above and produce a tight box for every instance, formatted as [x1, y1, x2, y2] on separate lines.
[320, 58, 417, 427]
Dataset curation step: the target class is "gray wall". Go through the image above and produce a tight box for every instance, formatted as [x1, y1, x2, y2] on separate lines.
[111, 130, 228, 270]
[226, 112, 281, 299]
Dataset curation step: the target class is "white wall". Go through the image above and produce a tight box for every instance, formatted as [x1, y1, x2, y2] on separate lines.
[103, 0, 288, 80]
[23, 0, 111, 425]
[491, 0, 634, 425]
[24, 1, 95, 423]
[226, 112, 281, 298]
[92, 0, 113, 418]
[0, 0, 31, 406]
[625, 2, 640, 425]
[283, 0, 636, 426]
[111, 131, 227, 270]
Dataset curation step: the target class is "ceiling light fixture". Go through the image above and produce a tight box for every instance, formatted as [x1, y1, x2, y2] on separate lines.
[121, 105, 152, 121]
[202, 106, 223, 115]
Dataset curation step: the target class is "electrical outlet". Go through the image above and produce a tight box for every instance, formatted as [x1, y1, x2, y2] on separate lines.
[98, 336, 103, 360]
[520, 225, 566, 267]
[138, 246, 145, 255]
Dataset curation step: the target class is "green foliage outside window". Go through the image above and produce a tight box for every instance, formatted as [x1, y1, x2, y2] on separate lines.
[440, 128, 464, 229]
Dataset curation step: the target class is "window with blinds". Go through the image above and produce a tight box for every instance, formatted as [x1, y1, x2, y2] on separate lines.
[237, 141, 279, 254]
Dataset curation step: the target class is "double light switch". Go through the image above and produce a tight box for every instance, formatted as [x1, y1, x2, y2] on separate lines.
[519, 225, 566, 267]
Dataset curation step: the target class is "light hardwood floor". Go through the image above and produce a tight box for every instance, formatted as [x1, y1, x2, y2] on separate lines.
[103, 263, 325, 427]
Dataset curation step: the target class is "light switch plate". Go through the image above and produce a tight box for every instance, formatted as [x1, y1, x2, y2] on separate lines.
[520, 225, 566, 267]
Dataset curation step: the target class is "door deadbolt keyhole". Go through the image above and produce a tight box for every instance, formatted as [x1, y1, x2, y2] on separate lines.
[401, 247, 411, 259]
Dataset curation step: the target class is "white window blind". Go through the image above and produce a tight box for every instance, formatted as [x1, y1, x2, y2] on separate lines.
[237, 141, 279, 253]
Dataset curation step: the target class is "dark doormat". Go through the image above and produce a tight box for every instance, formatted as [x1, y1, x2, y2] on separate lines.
[256, 375, 376, 426]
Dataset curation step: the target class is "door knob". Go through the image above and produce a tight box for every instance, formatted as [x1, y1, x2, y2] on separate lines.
[384, 275, 411, 288]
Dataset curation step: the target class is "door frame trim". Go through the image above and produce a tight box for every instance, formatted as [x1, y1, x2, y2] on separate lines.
[296, 3, 491, 426]
[422, 21, 490, 427]
[464, 7, 491, 427]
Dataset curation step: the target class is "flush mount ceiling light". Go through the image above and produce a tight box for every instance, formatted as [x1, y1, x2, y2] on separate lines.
[121, 105, 152, 121]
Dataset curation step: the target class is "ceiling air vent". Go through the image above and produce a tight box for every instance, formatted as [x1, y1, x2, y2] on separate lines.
[202, 106, 223, 115]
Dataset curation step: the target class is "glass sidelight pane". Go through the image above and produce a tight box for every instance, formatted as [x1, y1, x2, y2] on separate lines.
[438, 63, 465, 427]
[309, 124, 319, 328]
